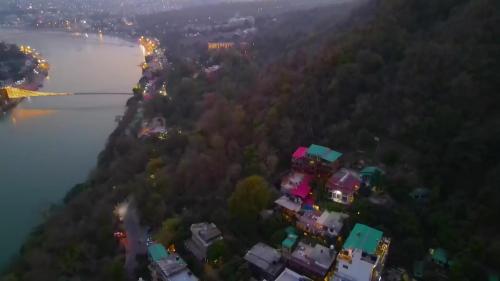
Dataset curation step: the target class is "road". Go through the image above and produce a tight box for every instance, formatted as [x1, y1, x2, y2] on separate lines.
[123, 202, 147, 277]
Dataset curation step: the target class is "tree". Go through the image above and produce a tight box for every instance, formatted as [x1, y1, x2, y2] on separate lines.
[228, 176, 272, 222]
[207, 240, 228, 264]
[154, 217, 182, 246]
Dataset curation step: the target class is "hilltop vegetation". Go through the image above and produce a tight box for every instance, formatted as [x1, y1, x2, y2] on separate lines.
[2, 0, 500, 280]
[0, 42, 27, 84]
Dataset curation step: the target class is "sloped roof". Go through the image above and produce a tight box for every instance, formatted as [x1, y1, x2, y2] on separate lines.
[275, 196, 301, 212]
[307, 144, 342, 163]
[360, 166, 382, 176]
[343, 223, 383, 255]
[327, 169, 361, 194]
[290, 179, 311, 199]
[292, 147, 308, 159]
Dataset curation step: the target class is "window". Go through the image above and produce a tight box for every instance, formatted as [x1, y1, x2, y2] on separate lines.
[342, 264, 349, 269]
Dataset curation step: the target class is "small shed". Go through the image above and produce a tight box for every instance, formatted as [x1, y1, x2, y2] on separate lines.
[360, 166, 383, 187]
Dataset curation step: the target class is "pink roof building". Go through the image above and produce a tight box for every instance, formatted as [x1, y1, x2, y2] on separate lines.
[281, 172, 313, 207]
[292, 147, 308, 159]
[327, 169, 361, 205]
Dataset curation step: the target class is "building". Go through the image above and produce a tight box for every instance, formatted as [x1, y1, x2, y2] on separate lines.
[286, 241, 336, 280]
[359, 166, 383, 190]
[327, 169, 361, 205]
[291, 145, 342, 175]
[296, 210, 348, 239]
[281, 172, 313, 207]
[275, 268, 312, 281]
[184, 222, 222, 261]
[275, 195, 302, 219]
[291, 147, 308, 171]
[306, 144, 343, 175]
[334, 224, 391, 281]
[244, 242, 285, 281]
[147, 243, 198, 281]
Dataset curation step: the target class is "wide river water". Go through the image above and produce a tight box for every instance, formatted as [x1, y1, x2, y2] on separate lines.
[0, 28, 143, 269]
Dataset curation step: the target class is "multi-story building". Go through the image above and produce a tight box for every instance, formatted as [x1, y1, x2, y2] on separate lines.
[184, 222, 223, 261]
[147, 243, 198, 281]
[244, 242, 286, 281]
[333, 224, 391, 281]
[286, 241, 337, 280]
[291, 144, 342, 176]
[296, 210, 348, 239]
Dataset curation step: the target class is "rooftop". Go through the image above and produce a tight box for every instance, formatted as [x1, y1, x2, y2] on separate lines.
[343, 223, 383, 255]
[191, 222, 222, 244]
[275, 195, 301, 212]
[156, 253, 198, 281]
[327, 169, 361, 194]
[148, 243, 169, 262]
[360, 166, 382, 176]
[307, 144, 342, 163]
[292, 147, 308, 159]
[244, 243, 284, 277]
[290, 241, 336, 276]
[316, 211, 347, 234]
[275, 268, 311, 281]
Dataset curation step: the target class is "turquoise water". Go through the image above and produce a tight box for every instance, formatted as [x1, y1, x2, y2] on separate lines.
[0, 28, 143, 269]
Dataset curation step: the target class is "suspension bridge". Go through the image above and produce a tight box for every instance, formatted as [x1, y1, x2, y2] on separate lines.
[1, 87, 132, 99]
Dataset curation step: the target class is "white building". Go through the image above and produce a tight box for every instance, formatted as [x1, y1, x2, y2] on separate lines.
[334, 224, 390, 281]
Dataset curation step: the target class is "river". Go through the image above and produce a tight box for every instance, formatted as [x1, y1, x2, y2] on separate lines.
[0, 28, 143, 269]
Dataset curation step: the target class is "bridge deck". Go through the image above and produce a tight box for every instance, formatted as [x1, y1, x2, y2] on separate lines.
[1, 87, 132, 99]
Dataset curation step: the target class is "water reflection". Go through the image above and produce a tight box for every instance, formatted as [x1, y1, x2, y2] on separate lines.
[0, 28, 141, 269]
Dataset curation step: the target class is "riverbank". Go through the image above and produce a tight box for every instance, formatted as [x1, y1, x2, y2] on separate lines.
[0, 28, 143, 271]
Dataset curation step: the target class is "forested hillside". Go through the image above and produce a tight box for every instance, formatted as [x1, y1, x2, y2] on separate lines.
[2, 0, 499, 280]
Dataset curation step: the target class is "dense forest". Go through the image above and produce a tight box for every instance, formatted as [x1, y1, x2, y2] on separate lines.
[0, 42, 27, 84]
[2, 0, 499, 280]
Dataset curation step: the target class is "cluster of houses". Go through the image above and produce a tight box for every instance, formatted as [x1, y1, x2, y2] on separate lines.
[244, 222, 391, 281]
[147, 222, 224, 281]
[244, 144, 390, 281]
[145, 144, 390, 281]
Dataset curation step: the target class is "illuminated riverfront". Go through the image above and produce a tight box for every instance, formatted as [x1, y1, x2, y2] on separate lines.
[0, 27, 143, 269]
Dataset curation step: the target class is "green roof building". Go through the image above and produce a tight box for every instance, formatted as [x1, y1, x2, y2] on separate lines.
[307, 144, 342, 163]
[343, 223, 383, 255]
[282, 234, 298, 250]
[360, 166, 383, 187]
[336, 224, 390, 281]
[148, 243, 169, 262]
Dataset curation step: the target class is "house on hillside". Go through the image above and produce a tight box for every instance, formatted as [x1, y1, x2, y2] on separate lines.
[244, 242, 285, 281]
[327, 169, 361, 205]
[291, 145, 342, 175]
[306, 144, 343, 175]
[281, 172, 314, 208]
[275, 195, 302, 220]
[286, 241, 336, 280]
[333, 223, 391, 281]
[147, 243, 198, 281]
[296, 210, 348, 239]
[184, 222, 223, 261]
[360, 166, 383, 189]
